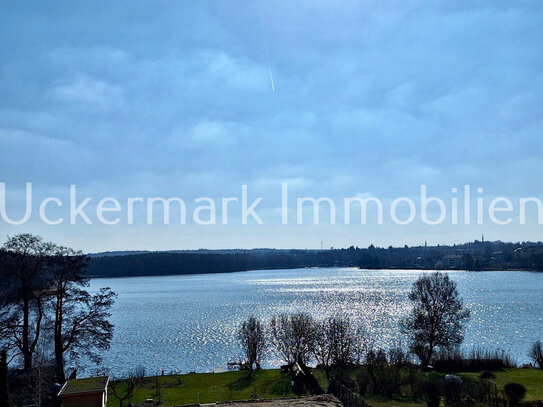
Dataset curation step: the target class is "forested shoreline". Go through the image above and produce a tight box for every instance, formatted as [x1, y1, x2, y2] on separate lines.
[85, 240, 543, 278]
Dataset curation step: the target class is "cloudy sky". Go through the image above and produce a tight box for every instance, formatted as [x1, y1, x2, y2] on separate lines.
[1, 1, 543, 252]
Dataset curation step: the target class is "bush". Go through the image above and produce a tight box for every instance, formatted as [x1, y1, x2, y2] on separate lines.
[333, 369, 358, 392]
[355, 371, 371, 396]
[433, 348, 514, 372]
[407, 367, 424, 398]
[365, 349, 402, 397]
[419, 374, 487, 407]
[503, 383, 527, 406]
[444, 375, 463, 406]
[479, 371, 496, 380]
[422, 379, 442, 407]
[388, 346, 410, 366]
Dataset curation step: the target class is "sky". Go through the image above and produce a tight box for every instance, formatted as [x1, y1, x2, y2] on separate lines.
[1, 1, 543, 252]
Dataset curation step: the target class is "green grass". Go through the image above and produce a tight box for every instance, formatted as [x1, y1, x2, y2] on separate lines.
[106, 369, 295, 407]
[326, 367, 543, 406]
[311, 369, 328, 391]
[105, 367, 543, 407]
[461, 368, 543, 401]
[363, 368, 543, 406]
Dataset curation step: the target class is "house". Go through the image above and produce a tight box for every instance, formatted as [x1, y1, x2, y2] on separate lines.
[442, 254, 462, 268]
[58, 376, 109, 407]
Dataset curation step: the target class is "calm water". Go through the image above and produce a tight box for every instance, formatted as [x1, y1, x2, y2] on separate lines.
[87, 269, 543, 376]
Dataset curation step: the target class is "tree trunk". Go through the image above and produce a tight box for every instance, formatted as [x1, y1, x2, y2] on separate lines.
[0, 350, 9, 407]
[422, 344, 434, 370]
[22, 296, 31, 369]
[54, 295, 65, 383]
[54, 349, 65, 383]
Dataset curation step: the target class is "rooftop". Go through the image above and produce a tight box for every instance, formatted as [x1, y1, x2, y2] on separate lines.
[59, 376, 109, 396]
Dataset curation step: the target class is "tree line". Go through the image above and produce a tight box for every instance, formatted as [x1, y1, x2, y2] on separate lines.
[84, 240, 543, 280]
[0, 234, 116, 405]
[237, 272, 471, 377]
[236, 273, 543, 406]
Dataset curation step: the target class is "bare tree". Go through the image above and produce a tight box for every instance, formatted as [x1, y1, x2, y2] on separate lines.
[0, 300, 17, 357]
[29, 338, 54, 407]
[313, 319, 333, 378]
[388, 343, 410, 366]
[49, 246, 116, 382]
[0, 235, 116, 380]
[353, 326, 373, 365]
[238, 316, 266, 376]
[270, 313, 315, 365]
[328, 316, 357, 367]
[313, 316, 358, 379]
[401, 272, 470, 369]
[0, 234, 56, 369]
[110, 367, 146, 407]
[529, 340, 543, 369]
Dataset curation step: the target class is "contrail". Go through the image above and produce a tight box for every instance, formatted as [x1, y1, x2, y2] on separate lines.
[259, 2, 275, 93]
[268, 66, 275, 92]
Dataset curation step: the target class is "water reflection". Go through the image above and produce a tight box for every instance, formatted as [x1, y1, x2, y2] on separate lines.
[87, 269, 543, 376]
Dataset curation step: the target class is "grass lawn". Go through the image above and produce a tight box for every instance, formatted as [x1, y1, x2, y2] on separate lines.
[461, 368, 543, 401]
[364, 368, 543, 406]
[105, 367, 543, 407]
[106, 369, 295, 407]
[311, 369, 328, 392]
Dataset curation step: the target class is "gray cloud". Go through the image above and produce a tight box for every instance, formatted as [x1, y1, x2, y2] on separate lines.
[1, 0, 543, 250]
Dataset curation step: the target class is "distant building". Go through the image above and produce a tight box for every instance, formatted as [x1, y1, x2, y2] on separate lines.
[442, 254, 462, 268]
[58, 376, 109, 407]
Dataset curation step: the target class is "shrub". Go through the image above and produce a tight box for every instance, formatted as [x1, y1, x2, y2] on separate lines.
[479, 371, 496, 380]
[407, 367, 424, 398]
[503, 382, 527, 406]
[433, 348, 514, 372]
[422, 379, 442, 407]
[388, 346, 410, 366]
[365, 349, 402, 397]
[419, 374, 486, 407]
[333, 369, 358, 392]
[355, 371, 371, 396]
[444, 375, 463, 406]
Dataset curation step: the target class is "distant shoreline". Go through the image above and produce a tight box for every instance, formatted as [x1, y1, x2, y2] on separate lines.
[84, 241, 543, 279]
[87, 265, 538, 280]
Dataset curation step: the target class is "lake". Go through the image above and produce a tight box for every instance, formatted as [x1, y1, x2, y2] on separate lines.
[87, 268, 543, 376]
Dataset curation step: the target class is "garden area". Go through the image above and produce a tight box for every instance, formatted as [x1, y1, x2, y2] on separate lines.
[105, 367, 543, 407]
[106, 369, 295, 407]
